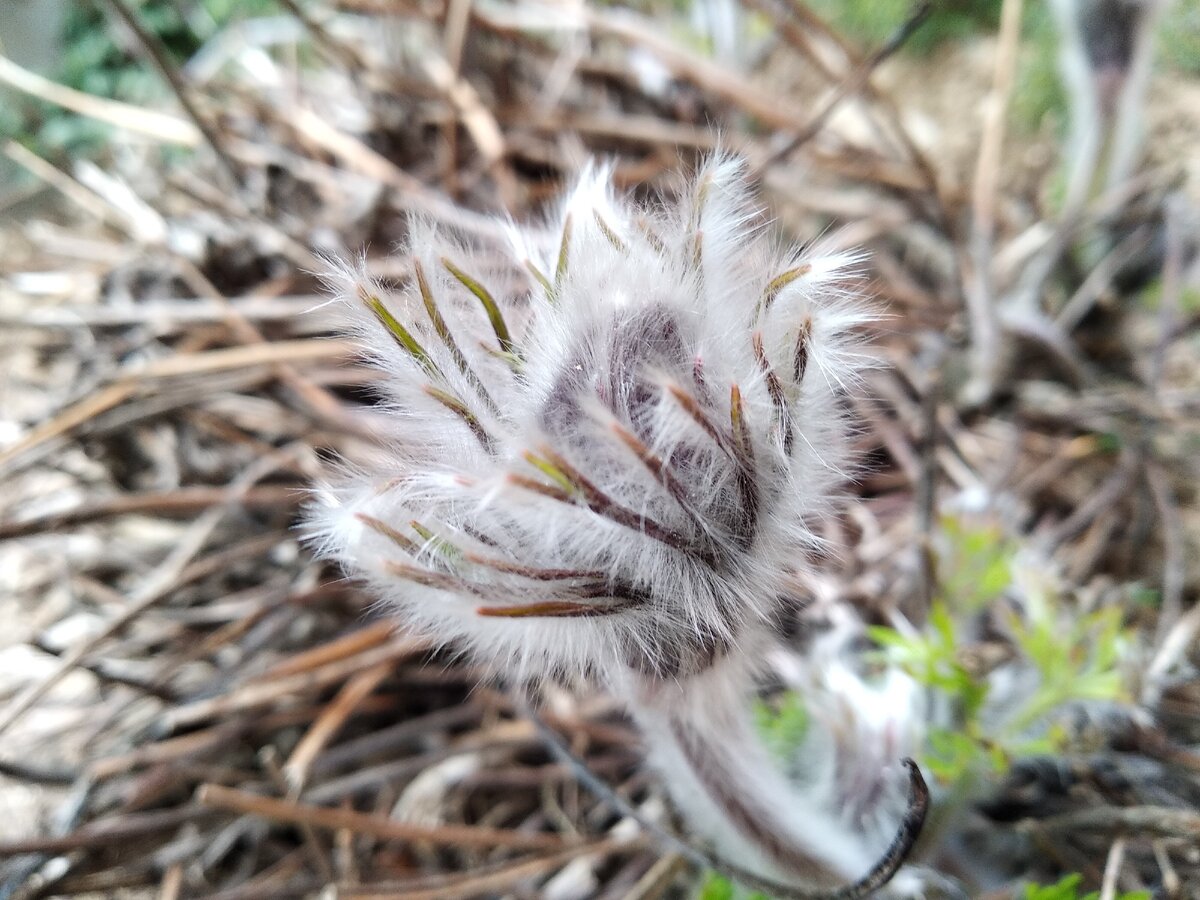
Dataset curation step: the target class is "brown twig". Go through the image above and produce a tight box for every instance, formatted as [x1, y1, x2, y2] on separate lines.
[196, 784, 568, 850]
[95, 0, 239, 184]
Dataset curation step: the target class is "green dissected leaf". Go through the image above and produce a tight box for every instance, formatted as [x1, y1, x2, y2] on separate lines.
[938, 515, 1014, 613]
[1024, 873, 1091, 900]
[1022, 872, 1151, 900]
[753, 691, 809, 764]
[925, 729, 979, 783]
[695, 873, 770, 900]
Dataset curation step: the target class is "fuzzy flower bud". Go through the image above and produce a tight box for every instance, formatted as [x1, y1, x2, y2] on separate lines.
[309, 158, 925, 894]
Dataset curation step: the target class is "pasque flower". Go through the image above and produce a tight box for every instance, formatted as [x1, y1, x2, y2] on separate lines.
[310, 157, 926, 896]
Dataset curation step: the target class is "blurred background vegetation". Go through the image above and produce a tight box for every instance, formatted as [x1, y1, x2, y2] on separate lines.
[4, 0, 1200, 165]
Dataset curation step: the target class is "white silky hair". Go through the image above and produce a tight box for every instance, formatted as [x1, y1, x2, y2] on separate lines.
[307, 156, 905, 884]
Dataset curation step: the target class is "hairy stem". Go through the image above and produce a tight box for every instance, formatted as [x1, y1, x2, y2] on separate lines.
[628, 670, 928, 896]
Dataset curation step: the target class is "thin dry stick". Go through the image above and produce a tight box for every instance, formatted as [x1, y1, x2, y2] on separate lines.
[282, 661, 395, 792]
[340, 838, 640, 900]
[196, 784, 568, 850]
[756, 2, 932, 171]
[585, 8, 805, 131]
[1150, 194, 1186, 392]
[619, 853, 688, 900]
[1098, 838, 1127, 900]
[274, 0, 364, 70]
[1151, 841, 1181, 897]
[0, 484, 299, 540]
[95, 0, 238, 183]
[140, 581, 338, 693]
[423, 53, 520, 208]
[914, 357, 942, 612]
[961, 0, 1023, 407]
[162, 637, 426, 730]
[3, 140, 128, 226]
[0, 449, 300, 738]
[259, 621, 398, 681]
[1147, 464, 1185, 652]
[288, 106, 504, 237]
[0, 54, 199, 144]
[89, 721, 248, 780]
[523, 109, 726, 153]
[0, 339, 350, 473]
[0, 805, 217, 857]
[260, 747, 336, 884]
[158, 863, 184, 900]
[0, 379, 137, 473]
[200, 852, 311, 900]
[140, 337, 352, 377]
[1027, 805, 1200, 839]
[1144, 602, 1200, 707]
[1055, 225, 1152, 332]
[1, 294, 332, 329]
[774, 0, 946, 212]
[1005, 170, 1162, 319]
[439, 0, 472, 194]
[169, 256, 353, 428]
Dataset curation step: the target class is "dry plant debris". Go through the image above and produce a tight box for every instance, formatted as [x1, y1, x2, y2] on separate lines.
[1, 0, 1199, 897]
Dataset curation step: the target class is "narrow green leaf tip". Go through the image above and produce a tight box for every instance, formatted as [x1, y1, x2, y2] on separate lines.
[358, 285, 435, 375]
[441, 256, 517, 360]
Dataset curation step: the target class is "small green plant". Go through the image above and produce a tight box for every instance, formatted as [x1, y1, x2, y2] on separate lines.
[695, 872, 770, 900]
[1010, 3, 1065, 134]
[1160, 0, 1200, 76]
[1023, 872, 1150, 900]
[936, 514, 1014, 612]
[869, 515, 1132, 784]
[869, 601, 996, 782]
[6, 0, 276, 159]
[753, 690, 810, 765]
[805, 0, 1003, 55]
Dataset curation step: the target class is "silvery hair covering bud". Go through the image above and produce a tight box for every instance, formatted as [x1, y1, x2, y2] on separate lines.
[309, 158, 926, 894]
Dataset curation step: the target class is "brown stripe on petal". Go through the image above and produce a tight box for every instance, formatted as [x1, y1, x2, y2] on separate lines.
[505, 473, 574, 504]
[356, 513, 418, 554]
[476, 598, 633, 618]
[793, 318, 811, 385]
[383, 560, 479, 595]
[664, 382, 738, 464]
[752, 331, 794, 456]
[610, 420, 696, 519]
[537, 446, 706, 559]
[462, 551, 606, 582]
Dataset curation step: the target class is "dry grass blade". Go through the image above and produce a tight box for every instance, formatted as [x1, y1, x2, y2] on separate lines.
[282, 661, 394, 792]
[341, 837, 643, 899]
[0, 55, 200, 145]
[196, 784, 568, 850]
[162, 636, 427, 730]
